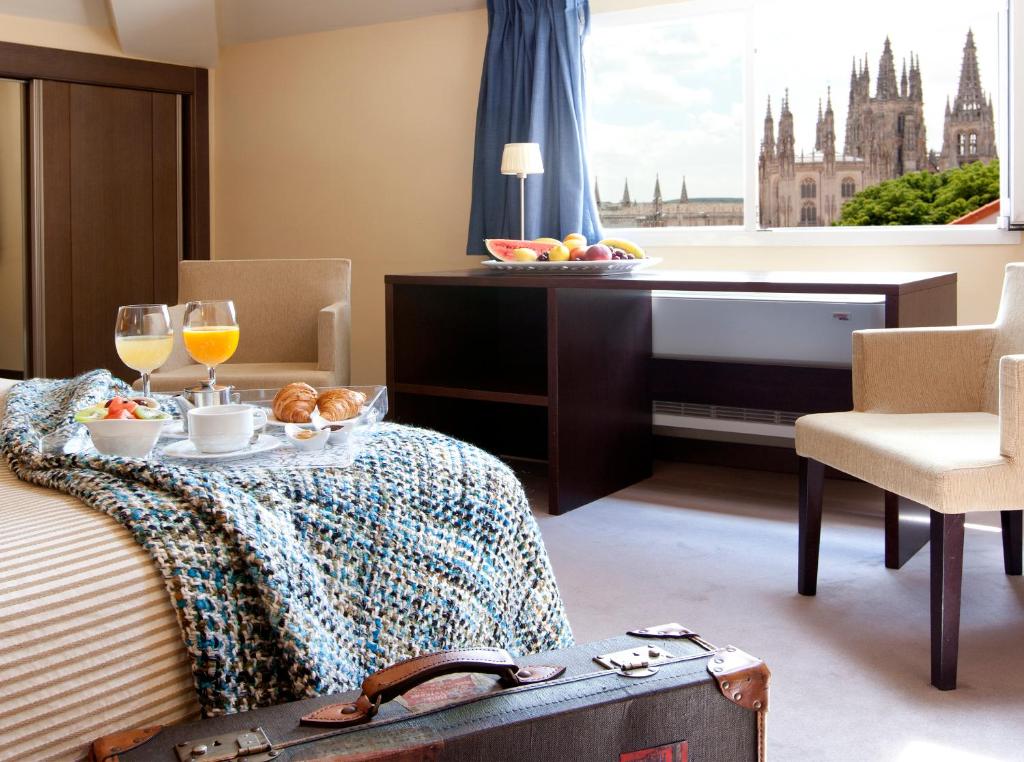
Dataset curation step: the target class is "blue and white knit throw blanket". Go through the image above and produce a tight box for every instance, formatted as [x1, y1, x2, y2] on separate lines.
[1, 371, 573, 716]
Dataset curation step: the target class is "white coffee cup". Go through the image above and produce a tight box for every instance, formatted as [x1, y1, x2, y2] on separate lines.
[188, 404, 267, 453]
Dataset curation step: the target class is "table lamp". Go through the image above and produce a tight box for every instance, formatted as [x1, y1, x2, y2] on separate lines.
[501, 142, 544, 239]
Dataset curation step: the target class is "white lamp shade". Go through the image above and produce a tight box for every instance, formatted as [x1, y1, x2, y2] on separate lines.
[501, 143, 544, 176]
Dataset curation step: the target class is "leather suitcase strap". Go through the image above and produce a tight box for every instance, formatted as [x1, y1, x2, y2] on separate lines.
[302, 647, 565, 727]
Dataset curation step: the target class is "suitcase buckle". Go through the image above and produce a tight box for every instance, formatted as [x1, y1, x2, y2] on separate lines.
[593, 645, 675, 678]
[173, 727, 276, 762]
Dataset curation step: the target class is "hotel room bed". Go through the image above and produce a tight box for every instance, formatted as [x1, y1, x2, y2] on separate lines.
[0, 376, 572, 762]
[0, 380, 200, 761]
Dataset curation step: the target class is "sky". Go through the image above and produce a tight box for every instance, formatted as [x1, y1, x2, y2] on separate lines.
[587, 0, 1003, 203]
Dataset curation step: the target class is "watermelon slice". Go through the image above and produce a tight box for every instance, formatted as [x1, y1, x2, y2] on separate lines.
[484, 239, 555, 261]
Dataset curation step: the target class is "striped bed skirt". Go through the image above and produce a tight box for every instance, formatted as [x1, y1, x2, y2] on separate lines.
[0, 459, 199, 761]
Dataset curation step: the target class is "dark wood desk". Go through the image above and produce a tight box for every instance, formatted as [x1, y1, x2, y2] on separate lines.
[385, 269, 957, 517]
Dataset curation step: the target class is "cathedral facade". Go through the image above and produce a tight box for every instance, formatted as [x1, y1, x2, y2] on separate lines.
[757, 31, 995, 227]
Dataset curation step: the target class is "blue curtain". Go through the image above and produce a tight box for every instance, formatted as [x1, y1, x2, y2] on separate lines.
[466, 0, 602, 254]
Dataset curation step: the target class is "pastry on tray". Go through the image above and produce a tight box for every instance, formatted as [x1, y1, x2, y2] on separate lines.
[316, 389, 366, 422]
[273, 382, 318, 423]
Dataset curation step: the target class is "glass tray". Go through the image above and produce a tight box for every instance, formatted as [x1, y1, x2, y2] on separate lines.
[40, 385, 388, 472]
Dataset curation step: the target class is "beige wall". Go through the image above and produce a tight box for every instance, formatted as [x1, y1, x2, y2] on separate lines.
[214, 11, 487, 384]
[213, 7, 1023, 383]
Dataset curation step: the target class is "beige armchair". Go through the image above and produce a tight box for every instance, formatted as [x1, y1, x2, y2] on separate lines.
[144, 259, 351, 392]
[795, 263, 1024, 690]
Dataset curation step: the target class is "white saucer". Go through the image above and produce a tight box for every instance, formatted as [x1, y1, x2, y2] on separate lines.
[161, 434, 281, 462]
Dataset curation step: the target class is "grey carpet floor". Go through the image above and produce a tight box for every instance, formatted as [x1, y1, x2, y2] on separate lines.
[524, 462, 1024, 762]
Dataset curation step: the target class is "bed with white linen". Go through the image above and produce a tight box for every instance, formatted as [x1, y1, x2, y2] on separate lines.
[0, 375, 572, 762]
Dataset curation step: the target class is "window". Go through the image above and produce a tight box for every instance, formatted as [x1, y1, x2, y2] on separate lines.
[588, 0, 1016, 243]
[587, 6, 745, 230]
[799, 201, 817, 226]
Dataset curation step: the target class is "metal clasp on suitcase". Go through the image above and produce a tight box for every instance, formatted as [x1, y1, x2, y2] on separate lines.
[593, 645, 675, 677]
[173, 727, 276, 762]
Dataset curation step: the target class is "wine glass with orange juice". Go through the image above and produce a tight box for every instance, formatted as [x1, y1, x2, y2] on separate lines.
[183, 300, 239, 387]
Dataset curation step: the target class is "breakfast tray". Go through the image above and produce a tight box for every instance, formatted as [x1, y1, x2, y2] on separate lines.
[43, 385, 388, 472]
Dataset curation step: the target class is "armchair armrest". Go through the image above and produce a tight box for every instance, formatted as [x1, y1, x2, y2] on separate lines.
[852, 325, 997, 413]
[1000, 355, 1024, 458]
[318, 300, 351, 384]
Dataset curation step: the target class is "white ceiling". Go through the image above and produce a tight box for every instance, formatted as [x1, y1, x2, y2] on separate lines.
[110, 0, 220, 68]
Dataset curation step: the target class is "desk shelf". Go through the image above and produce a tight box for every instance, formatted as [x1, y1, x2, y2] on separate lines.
[388, 283, 548, 398]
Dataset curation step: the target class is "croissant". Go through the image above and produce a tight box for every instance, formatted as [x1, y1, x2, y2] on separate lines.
[273, 382, 318, 423]
[316, 389, 366, 422]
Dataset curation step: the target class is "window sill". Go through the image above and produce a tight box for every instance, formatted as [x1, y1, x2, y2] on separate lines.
[604, 225, 1022, 248]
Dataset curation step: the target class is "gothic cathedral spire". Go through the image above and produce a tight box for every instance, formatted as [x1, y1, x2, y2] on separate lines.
[939, 29, 997, 170]
[653, 174, 663, 205]
[777, 89, 795, 178]
[954, 29, 985, 110]
[876, 37, 898, 99]
[680, 176, 688, 203]
[621, 179, 631, 205]
[761, 96, 775, 160]
[822, 87, 836, 174]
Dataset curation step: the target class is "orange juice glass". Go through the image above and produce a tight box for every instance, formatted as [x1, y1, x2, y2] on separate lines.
[183, 300, 238, 387]
[183, 326, 240, 367]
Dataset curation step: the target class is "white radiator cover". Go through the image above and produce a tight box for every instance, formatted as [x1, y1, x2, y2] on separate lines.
[651, 290, 885, 368]
[652, 291, 883, 442]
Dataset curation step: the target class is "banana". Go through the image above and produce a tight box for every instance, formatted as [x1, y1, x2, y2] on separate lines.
[533, 237, 562, 247]
[599, 238, 646, 259]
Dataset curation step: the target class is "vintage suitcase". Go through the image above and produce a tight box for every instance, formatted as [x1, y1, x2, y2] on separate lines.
[91, 624, 768, 762]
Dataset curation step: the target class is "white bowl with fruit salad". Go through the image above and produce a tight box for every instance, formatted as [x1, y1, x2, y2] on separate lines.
[74, 396, 171, 458]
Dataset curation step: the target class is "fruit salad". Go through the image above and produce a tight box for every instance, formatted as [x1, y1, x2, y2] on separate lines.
[74, 396, 171, 423]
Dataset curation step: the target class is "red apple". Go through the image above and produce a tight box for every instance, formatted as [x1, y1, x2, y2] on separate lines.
[582, 244, 612, 261]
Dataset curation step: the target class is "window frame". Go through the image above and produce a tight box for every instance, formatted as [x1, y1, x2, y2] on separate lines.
[590, 0, 1021, 247]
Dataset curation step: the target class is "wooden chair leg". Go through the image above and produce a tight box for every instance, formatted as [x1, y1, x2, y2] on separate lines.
[798, 457, 825, 596]
[1001, 510, 1023, 576]
[930, 512, 965, 690]
[884, 491, 930, 570]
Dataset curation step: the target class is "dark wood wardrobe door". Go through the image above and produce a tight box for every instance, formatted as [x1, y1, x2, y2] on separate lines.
[34, 80, 180, 379]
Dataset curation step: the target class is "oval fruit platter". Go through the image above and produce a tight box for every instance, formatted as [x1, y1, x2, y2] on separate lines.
[482, 235, 660, 275]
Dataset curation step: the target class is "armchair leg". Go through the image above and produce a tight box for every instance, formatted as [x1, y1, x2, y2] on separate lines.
[1001, 510, 1023, 576]
[930, 511, 965, 690]
[884, 491, 931, 570]
[798, 457, 825, 596]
